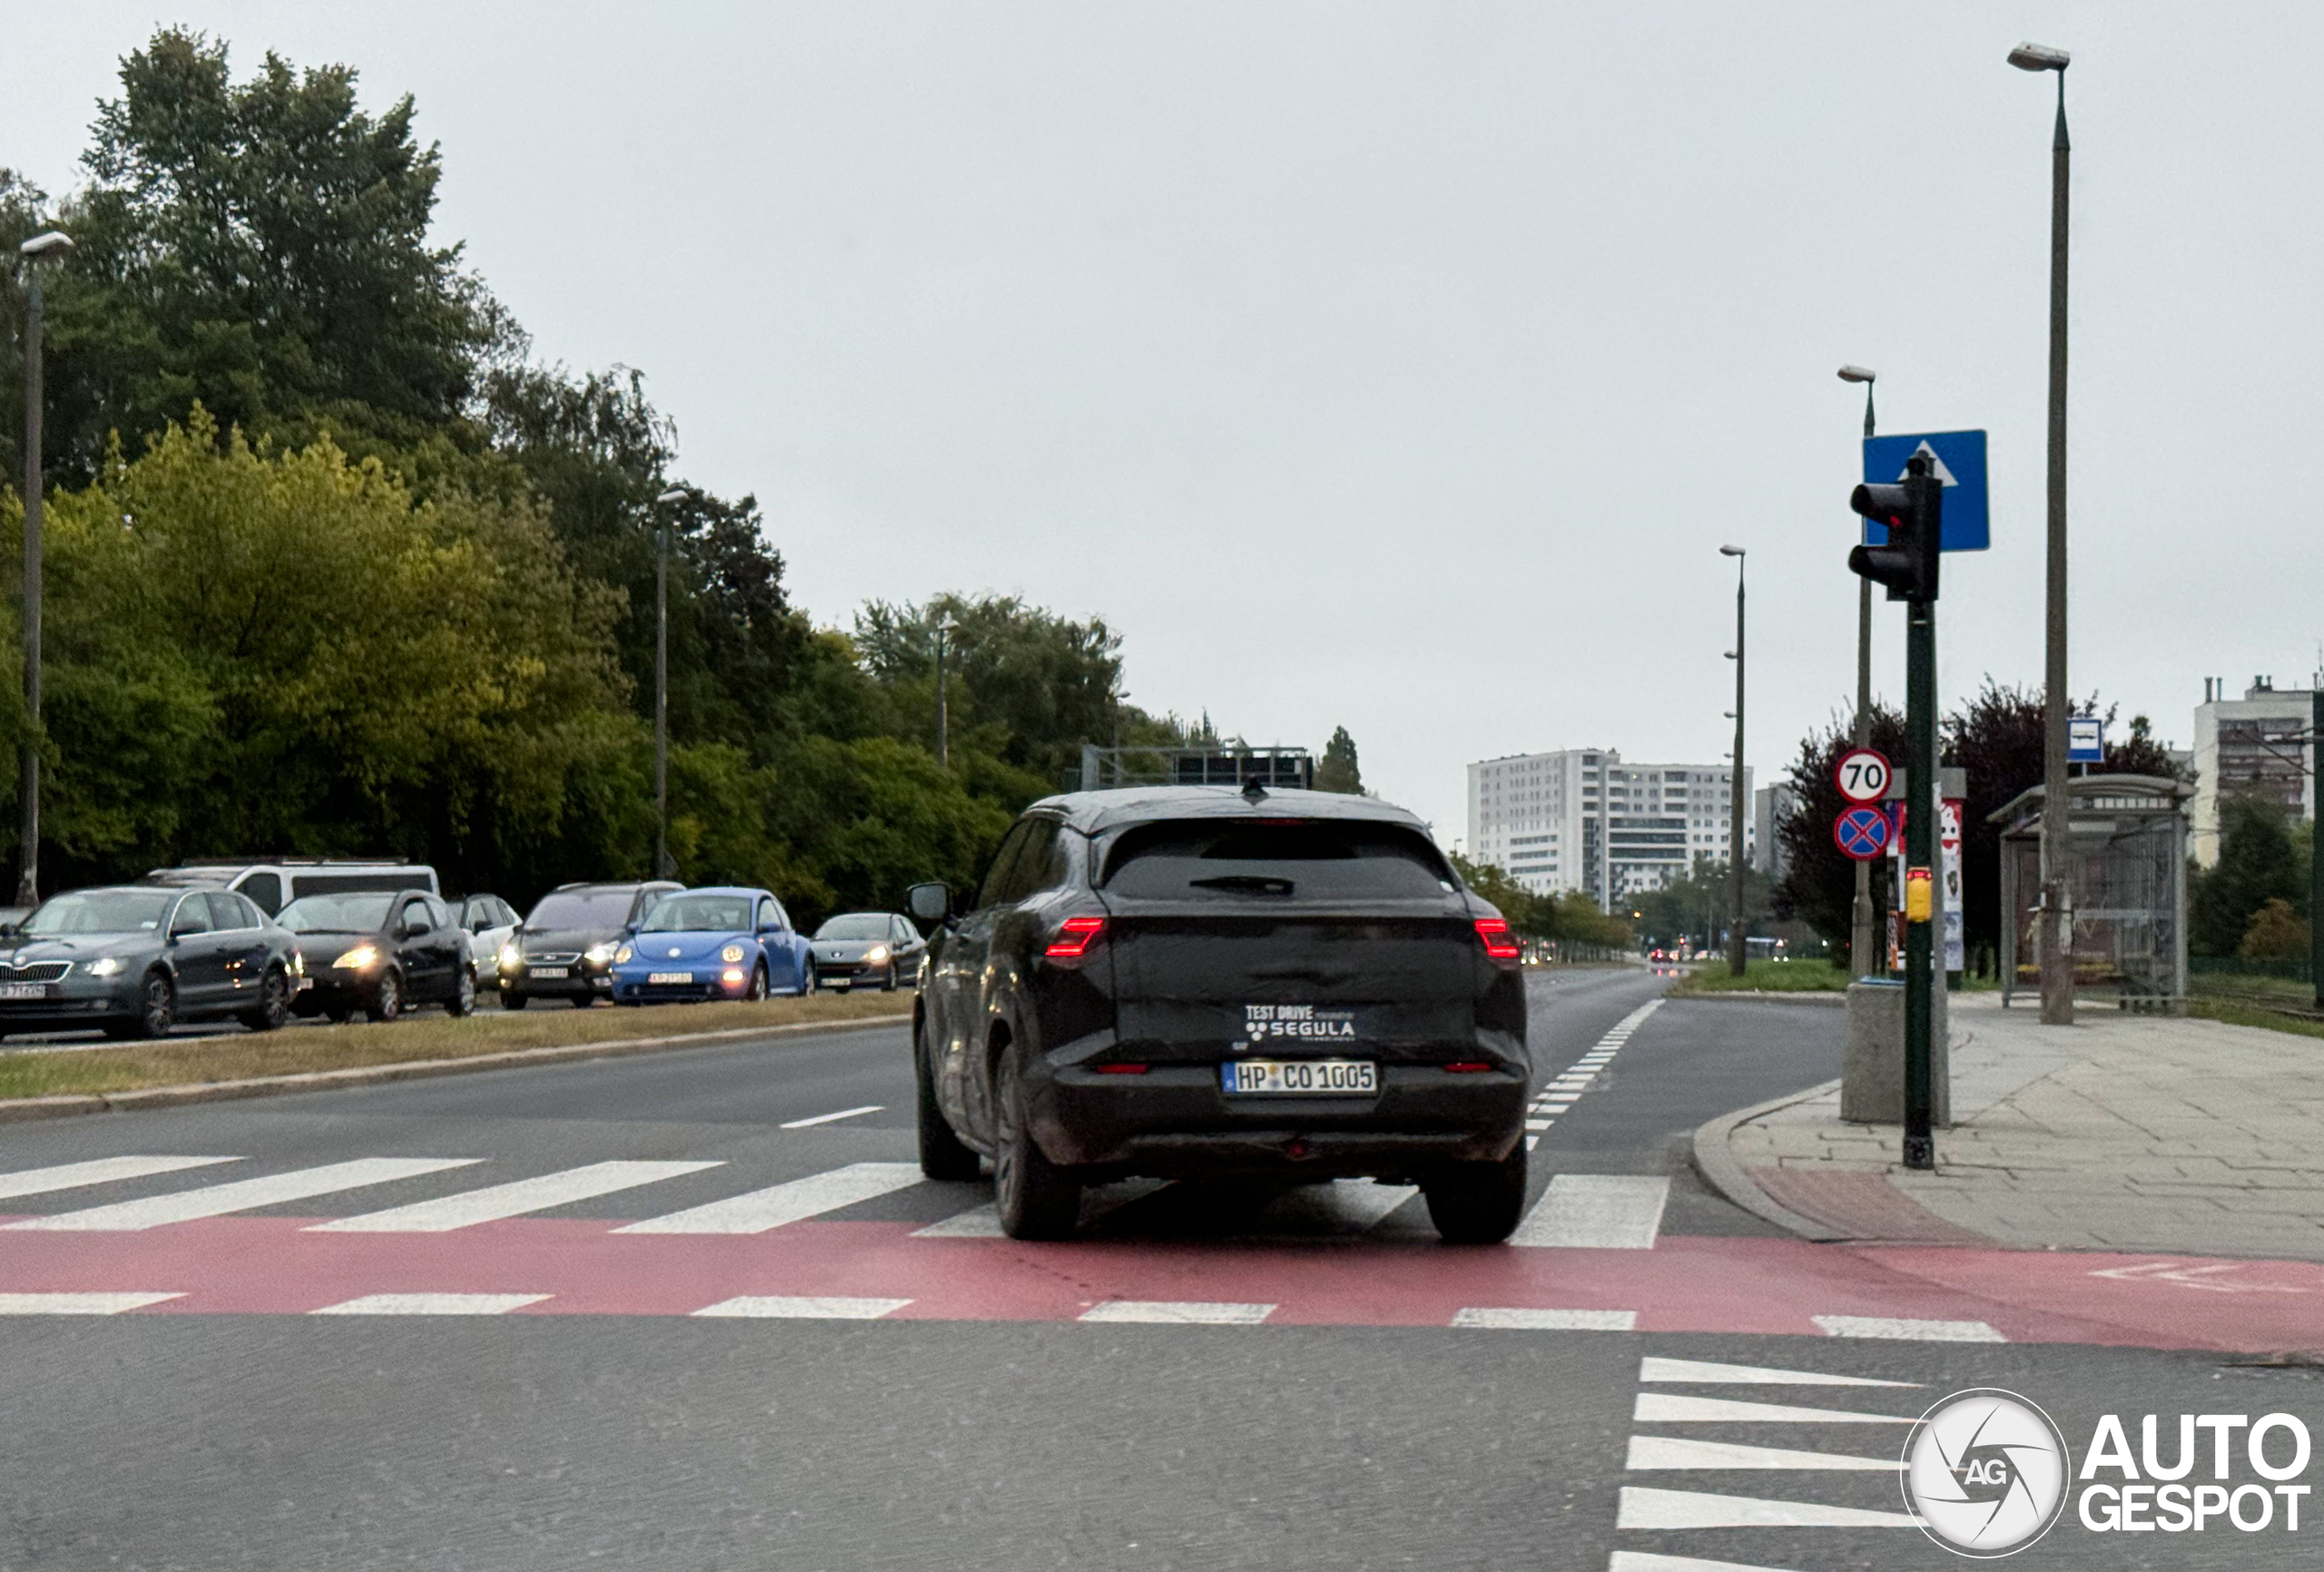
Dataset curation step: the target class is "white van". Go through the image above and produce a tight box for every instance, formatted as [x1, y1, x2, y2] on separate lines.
[143, 860, 441, 919]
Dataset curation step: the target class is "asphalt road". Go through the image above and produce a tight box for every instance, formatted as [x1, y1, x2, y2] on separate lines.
[2, 968, 2315, 1570]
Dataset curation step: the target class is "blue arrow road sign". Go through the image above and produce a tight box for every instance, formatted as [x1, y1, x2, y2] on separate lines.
[1834, 806, 1891, 861]
[1861, 429, 1989, 552]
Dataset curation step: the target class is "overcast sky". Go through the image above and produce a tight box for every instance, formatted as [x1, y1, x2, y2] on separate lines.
[8, 4, 2320, 845]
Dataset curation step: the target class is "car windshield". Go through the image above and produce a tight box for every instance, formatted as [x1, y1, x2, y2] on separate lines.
[527, 889, 639, 929]
[23, 890, 174, 936]
[814, 914, 890, 940]
[276, 893, 395, 933]
[639, 894, 753, 934]
[1100, 820, 1453, 900]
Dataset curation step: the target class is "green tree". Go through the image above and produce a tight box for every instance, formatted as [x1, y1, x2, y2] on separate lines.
[2191, 796, 2306, 957]
[1315, 726, 1363, 793]
[2239, 898, 2311, 960]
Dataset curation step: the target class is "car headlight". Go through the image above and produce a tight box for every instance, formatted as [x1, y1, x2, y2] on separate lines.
[497, 943, 520, 971]
[333, 944, 379, 970]
[615, 944, 634, 964]
[720, 943, 745, 964]
[585, 941, 618, 967]
[863, 945, 890, 965]
[84, 956, 125, 978]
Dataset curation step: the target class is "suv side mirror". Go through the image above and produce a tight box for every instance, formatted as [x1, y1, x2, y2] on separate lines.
[405, 918, 432, 938]
[906, 882, 950, 925]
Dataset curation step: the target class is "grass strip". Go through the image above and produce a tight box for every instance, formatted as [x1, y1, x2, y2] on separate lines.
[2185, 995, 2324, 1041]
[1670, 959, 1855, 996]
[0, 991, 913, 1101]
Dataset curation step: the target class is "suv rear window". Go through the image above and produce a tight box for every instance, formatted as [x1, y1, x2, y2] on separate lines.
[1100, 820, 1454, 900]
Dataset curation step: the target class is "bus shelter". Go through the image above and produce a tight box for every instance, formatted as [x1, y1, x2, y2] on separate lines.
[1991, 773, 2191, 1012]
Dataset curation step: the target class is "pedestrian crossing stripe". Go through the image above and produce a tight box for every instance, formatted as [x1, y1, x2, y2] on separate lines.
[1616, 1487, 1921, 1529]
[1637, 1356, 1918, 1387]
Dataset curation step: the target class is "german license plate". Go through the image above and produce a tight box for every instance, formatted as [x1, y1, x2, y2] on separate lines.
[1221, 1058, 1377, 1095]
[0, 983, 44, 1001]
[647, 971, 693, 985]
[529, 966, 569, 980]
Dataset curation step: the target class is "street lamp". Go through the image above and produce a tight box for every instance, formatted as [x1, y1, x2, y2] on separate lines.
[934, 613, 960, 769]
[1719, 545, 1747, 978]
[15, 229, 72, 908]
[652, 486, 686, 879]
[2010, 40, 2074, 1026]
[1837, 364, 1878, 977]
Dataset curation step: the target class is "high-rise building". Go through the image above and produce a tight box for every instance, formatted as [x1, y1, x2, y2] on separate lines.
[1754, 782, 1797, 883]
[2191, 677, 2316, 866]
[1466, 748, 1752, 905]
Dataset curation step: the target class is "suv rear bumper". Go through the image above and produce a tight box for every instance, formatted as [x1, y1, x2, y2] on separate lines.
[1026, 1056, 1527, 1177]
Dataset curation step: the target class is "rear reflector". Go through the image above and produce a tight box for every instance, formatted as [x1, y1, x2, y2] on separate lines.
[1091, 1063, 1148, 1075]
[1473, 918, 1522, 959]
[1044, 916, 1108, 958]
[1442, 1062, 1494, 1074]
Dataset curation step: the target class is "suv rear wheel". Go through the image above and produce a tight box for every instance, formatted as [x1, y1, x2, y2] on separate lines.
[1421, 1143, 1527, 1244]
[992, 1049, 1078, 1240]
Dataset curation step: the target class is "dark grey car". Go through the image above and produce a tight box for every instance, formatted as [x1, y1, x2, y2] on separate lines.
[502, 881, 682, 1007]
[810, 912, 926, 991]
[0, 886, 303, 1040]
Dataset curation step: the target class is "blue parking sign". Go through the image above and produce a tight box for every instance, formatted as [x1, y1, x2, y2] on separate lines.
[1862, 430, 1989, 552]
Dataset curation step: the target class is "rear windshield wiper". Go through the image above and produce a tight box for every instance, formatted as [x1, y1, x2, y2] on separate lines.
[1187, 875, 1295, 896]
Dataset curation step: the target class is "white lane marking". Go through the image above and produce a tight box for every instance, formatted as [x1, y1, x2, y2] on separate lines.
[1524, 1135, 1541, 1151]
[1327, 1178, 1419, 1229]
[1639, 1356, 1918, 1388]
[1525, 1119, 1555, 1132]
[615, 1161, 924, 1234]
[694, 1295, 911, 1320]
[311, 1293, 550, 1315]
[1616, 1486, 1922, 1529]
[0, 1292, 183, 1314]
[4, 1158, 481, 1231]
[1607, 1553, 1807, 1572]
[1635, 1392, 1915, 1425]
[1079, 1300, 1275, 1325]
[308, 1161, 722, 1233]
[1452, 1307, 1636, 1331]
[779, 1105, 883, 1129]
[1625, 1436, 1900, 1470]
[0, 1155, 240, 1201]
[1512, 1174, 1669, 1249]
[1536, 1096, 1580, 1107]
[913, 1204, 1005, 1238]
[1812, 1314, 2005, 1343]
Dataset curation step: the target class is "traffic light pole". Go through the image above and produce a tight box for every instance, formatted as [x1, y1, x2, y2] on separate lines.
[1902, 595, 1937, 1171]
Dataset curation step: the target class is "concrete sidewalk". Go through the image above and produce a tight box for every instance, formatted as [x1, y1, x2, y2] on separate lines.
[1700, 992, 2324, 1263]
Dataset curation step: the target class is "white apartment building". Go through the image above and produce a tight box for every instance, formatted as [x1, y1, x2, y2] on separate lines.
[1466, 748, 1753, 906]
[2191, 676, 2317, 866]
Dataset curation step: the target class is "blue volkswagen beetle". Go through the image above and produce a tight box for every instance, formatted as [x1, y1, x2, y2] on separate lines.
[609, 887, 813, 1004]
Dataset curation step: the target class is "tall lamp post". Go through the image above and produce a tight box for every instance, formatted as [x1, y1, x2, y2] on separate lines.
[934, 613, 960, 769]
[1720, 545, 1748, 978]
[652, 486, 687, 879]
[2010, 40, 2074, 1026]
[15, 230, 72, 909]
[1837, 365, 1878, 977]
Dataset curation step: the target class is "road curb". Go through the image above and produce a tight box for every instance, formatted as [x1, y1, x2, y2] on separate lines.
[0, 1010, 915, 1125]
[1688, 1078, 1853, 1243]
[1666, 989, 1848, 1005]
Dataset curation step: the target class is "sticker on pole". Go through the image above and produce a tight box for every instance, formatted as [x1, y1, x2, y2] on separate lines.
[1834, 806, 1890, 861]
[1834, 748, 1892, 805]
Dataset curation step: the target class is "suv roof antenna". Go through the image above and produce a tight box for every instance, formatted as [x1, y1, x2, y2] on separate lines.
[1240, 775, 1267, 802]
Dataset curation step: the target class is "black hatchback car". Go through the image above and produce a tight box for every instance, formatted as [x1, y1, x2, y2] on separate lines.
[906, 785, 1530, 1243]
[281, 889, 477, 1023]
[502, 881, 681, 1007]
[0, 885, 303, 1040]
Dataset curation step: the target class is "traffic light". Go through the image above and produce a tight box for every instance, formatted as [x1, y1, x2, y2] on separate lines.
[1848, 455, 1943, 604]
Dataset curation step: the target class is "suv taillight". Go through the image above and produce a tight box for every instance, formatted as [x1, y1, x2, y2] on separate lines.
[1473, 918, 1522, 962]
[1044, 916, 1108, 960]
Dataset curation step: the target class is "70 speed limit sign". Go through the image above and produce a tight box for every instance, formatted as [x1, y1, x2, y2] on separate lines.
[1834, 747, 1892, 805]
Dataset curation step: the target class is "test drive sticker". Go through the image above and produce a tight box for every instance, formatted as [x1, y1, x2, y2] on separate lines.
[1229, 1004, 1357, 1051]
[1902, 1389, 2072, 1557]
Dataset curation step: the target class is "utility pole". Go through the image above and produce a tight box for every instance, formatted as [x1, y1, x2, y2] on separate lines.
[1838, 365, 1878, 976]
[15, 231, 72, 909]
[934, 613, 959, 769]
[2313, 689, 2323, 1012]
[1720, 545, 1748, 978]
[652, 487, 685, 879]
[2011, 42, 2075, 1027]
